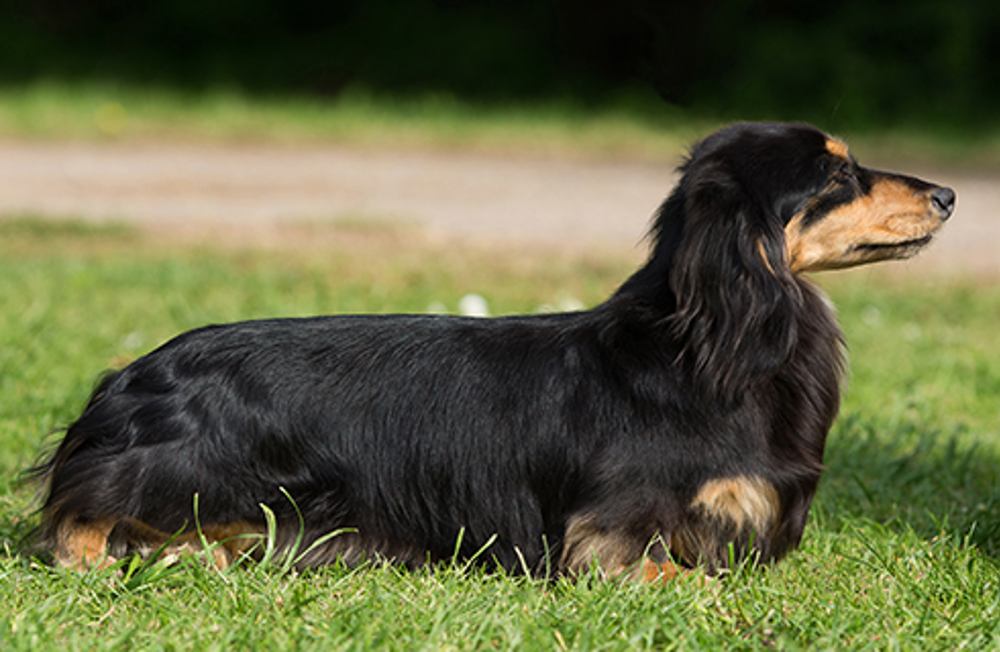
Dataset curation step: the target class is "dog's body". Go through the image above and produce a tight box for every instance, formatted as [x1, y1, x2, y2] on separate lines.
[31, 122, 954, 579]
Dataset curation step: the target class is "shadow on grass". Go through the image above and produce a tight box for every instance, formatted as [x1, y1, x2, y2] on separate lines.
[817, 412, 1000, 557]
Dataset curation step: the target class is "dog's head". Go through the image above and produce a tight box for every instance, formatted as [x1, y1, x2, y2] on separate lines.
[664, 121, 954, 275]
[639, 122, 954, 398]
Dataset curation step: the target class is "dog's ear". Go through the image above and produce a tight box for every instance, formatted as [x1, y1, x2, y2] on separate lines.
[669, 169, 801, 402]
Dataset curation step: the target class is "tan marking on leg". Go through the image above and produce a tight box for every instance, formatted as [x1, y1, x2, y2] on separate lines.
[559, 515, 644, 578]
[196, 521, 266, 568]
[560, 517, 696, 583]
[54, 518, 117, 570]
[51, 515, 269, 571]
[690, 476, 779, 535]
[93, 517, 266, 570]
[662, 476, 781, 572]
[560, 514, 731, 583]
[136, 520, 266, 569]
[637, 558, 711, 585]
[638, 558, 682, 583]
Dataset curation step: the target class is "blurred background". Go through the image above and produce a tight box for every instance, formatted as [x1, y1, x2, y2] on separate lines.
[2, 0, 999, 131]
[1, 0, 998, 269]
[0, 0, 997, 264]
[2, 6, 1000, 632]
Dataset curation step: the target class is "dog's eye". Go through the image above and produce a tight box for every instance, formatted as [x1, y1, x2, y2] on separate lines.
[833, 164, 857, 184]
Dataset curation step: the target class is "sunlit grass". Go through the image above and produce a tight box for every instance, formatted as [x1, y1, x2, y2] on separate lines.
[0, 80, 706, 160]
[3, 80, 1000, 166]
[1, 223, 998, 649]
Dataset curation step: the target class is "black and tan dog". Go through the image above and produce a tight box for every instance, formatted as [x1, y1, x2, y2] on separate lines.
[29, 122, 954, 580]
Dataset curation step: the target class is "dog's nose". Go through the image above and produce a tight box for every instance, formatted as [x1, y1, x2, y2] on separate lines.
[931, 187, 956, 219]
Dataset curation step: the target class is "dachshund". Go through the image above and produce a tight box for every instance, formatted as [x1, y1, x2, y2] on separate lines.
[29, 122, 954, 580]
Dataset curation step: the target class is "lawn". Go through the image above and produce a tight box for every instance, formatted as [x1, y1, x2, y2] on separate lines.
[0, 217, 998, 650]
[3, 80, 1000, 167]
[0, 81, 701, 161]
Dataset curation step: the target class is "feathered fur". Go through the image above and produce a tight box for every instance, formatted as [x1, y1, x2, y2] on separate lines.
[28, 122, 954, 579]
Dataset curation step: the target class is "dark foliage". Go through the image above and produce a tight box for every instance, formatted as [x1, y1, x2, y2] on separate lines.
[2, 1, 999, 127]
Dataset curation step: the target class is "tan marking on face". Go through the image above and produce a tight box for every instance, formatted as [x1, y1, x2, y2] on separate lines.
[689, 475, 779, 535]
[54, 518, 117, 570]
[825, 138, 850, 160]
[785, 174, 947, 273]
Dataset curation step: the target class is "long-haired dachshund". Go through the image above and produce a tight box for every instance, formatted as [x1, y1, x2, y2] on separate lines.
[30, 122, 954, 580]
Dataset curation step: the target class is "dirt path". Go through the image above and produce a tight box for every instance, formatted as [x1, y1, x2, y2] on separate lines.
[0, 139, 996, 273]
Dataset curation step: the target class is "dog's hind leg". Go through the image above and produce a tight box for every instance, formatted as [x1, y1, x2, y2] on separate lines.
[46, 512, 267, 571]
[106, 519, 267, 570]
[50, 515, 118, 570]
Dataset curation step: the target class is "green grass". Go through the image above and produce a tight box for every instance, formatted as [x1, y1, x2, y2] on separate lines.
[1, 222, 999, 649]
[4, 79, 1000, 167]
[0, 80, 705, 161]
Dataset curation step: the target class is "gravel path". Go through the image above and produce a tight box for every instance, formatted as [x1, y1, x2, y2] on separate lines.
[0, 140, 996, 273]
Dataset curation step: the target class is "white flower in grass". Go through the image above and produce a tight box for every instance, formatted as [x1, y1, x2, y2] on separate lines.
[458, 294, 489, 317]
[426, 301, 448, 315]
[122, 332, 144, 350]
[557, 296, 585, 312]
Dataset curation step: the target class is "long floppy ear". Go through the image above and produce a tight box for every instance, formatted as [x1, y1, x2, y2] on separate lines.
[669, 171, 801, 403]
